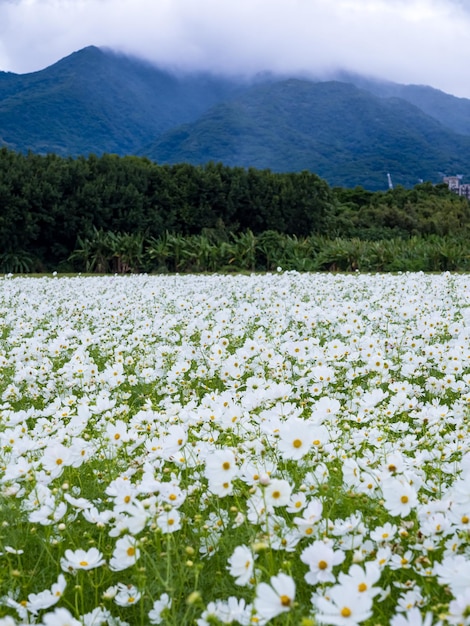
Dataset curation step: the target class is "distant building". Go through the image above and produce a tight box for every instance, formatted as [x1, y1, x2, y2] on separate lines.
[443, 175, 470, 199]
[461, 185, 470, 200]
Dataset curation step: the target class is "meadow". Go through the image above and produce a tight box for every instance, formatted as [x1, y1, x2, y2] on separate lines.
[0, 271, 469, 625]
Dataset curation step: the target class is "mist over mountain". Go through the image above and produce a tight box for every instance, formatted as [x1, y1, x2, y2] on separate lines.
[0, 46, 243, 155]
[1, 45, 470, 190]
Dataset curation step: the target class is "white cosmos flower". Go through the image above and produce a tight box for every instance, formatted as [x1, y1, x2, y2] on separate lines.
[113, 583, 142, 607]
[381, 477, 418, 517]
[254, 573, 296, 622]
[28, 500, 68, 526]
[390, 607, 442, 626]
[287, 491, 307, 513]
[300, 539, 345, 585]
[313, 582, 374, 625]
[277, 417, 313, 460]
[294, 497, 323, 536]
[434, 554, 470, 596]
[6, 270, 470, 626]
[204, 448, 239, 482]
[156, 508, 182, 533]
[60, 547, 105, 572]
[81, 607, 113, 626]
[41, 607, 81, 626]
[148, 592, 172, 624]
[41, 443, 74, 476]
[227, 544, 256, 586]
[109, 535, 140, 572]
[26, 574, 67, 615]
[337, 562, 382, 597]
[370, 522, 398, 543]
[448, 588, 470, 625]
[263, 478, 292, 507]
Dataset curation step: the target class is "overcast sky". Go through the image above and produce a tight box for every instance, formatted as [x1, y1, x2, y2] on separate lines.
[1, 0, 470, 98]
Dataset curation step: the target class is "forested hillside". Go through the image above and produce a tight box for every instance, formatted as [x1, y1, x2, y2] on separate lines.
[0, 46, 243, 155]
[2, 46, 470, 190]
[1, 148, 469, 273]
[146, 79, 470, 189]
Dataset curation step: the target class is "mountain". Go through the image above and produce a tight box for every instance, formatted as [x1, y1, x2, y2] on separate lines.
[145, 79, 470, 189]
[334, 72, 470, 137]
[0, 46, 243, 155]
[2, 46, 470, 189]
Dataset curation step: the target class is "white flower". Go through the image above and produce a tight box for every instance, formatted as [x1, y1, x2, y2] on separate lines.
[434, 554, 470, 595]
[156, 508, 182, 533]
[294, 498, 323, 536]
[448, 588, 470, 625]
[254, 573, 296, 622]
[109, 535, 140, 572]
[313, 582, 373, 625]
[148, 593, 172, 624]
[41, 607, 81, 626]
[370, 522, 398, 543]
[263, 478, 292, 507]
[287, 491, 307, 513]
[204, 448, 239, 482]
[81, 607, 113, 626]
[381, 477, 418, 517]
[28, 500, 68, 526]
[60, 547, 105, 572]
[390, 607, 442, 626]
[300, 539, 345, 585]
[4, 547, 24, 555]
[337, 562, 382, 597]
[27, 574, 67, 615]
[227, 544, 256, 586]
[206, 477, 234, 497]
[114, 583, 141, 607]
[41, 443, 74, 476]
[277, 418, 313, 460]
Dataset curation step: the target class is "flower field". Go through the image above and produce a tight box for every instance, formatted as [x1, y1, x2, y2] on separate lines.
[1, 271, 470, 625]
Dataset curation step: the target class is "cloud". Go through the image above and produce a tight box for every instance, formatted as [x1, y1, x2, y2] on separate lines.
[1, 0, 470, 97]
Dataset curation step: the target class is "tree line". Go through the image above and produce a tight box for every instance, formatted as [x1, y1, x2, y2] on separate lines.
[0, 147, 469, 273]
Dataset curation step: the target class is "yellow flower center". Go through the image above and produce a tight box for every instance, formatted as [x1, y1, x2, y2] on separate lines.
[280, 595, 291, 607]
[341, 607, 352, 617]
[401, 495, 409, 504]
[293, 439, 302, 448]
[318, 560, 328, 570]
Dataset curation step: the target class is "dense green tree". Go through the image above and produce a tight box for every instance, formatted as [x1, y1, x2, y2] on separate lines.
[0, 147, 469, 272]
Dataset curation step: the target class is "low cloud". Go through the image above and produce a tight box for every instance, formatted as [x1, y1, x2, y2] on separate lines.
[1, 0, 470, 97]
